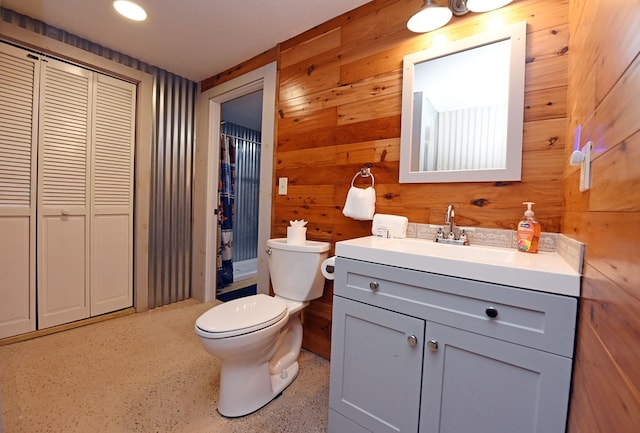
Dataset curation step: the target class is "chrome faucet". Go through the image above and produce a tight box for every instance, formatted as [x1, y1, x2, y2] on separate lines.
[435, 204, 468, 246]
[445, 204, 455, 236]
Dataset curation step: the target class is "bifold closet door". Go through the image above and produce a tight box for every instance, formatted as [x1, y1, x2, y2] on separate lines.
[37, 58, 92, 329]
[37, 60, 136, 328]
[0, 44, 39, 339]
[1, 43, 136, 335]
[90, 74, 135, 316]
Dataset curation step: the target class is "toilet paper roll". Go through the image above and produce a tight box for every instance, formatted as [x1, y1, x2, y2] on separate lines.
[287, 226, 307, 245]
[321, 256, 336, 280]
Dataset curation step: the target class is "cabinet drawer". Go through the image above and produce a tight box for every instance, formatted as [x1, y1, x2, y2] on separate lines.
[335, 257, 577, 357]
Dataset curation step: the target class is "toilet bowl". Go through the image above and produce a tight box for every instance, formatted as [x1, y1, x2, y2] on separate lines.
[195, 238, 330, 417]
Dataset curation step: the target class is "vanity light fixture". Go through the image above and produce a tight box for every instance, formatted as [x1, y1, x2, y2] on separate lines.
[466, 0, 514, 13]
[407, 0, 453, 33]
[407, 0, 514, 33]
[113, 0, 147, 21]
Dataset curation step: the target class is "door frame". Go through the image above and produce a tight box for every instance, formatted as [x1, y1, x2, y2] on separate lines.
[193, 63, 276, 302]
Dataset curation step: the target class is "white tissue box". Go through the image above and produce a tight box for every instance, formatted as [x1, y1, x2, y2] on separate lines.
[371, 214, 409, 238]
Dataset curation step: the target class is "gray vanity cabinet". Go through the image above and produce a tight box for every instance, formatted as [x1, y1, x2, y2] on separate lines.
[328, 257, 577, 433]
[329, 296, 425, 433]
[420, 322, 573, 433]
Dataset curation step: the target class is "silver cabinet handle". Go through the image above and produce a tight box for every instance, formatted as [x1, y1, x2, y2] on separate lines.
[265, 247, 272, 255]
[407, 335, 418, 347]
[427, 339, 439, 351]
[369, 281, 379, 292]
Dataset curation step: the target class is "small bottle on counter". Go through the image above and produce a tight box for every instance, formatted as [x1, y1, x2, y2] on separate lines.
[516, 202, 541, 253]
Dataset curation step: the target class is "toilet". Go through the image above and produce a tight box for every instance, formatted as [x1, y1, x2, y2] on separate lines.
[195, 238, 330, 417]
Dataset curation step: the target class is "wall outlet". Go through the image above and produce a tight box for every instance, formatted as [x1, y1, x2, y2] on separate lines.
[278, 177, 288, 195]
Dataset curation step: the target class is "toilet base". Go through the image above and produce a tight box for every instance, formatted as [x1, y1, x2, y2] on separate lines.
[218, 360, 299, 418]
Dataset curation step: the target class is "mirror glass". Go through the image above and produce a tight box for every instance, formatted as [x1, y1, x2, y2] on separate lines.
[399, 21, 527, 183]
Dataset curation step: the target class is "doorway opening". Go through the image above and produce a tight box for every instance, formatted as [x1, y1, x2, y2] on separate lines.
[216, 90, 263, 302]
[193, 62, 275, 304]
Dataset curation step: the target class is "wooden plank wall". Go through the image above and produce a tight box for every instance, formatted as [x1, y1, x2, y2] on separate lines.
[201, 0, 640, 429]
[564, 0, 640, 432]
[273, 0, 569, 359]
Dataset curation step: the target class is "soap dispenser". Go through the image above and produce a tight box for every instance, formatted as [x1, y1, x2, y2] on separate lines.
[517, 202, 541, 253]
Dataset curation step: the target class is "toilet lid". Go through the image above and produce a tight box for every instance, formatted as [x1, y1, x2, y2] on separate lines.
[195, 294, 288, 338]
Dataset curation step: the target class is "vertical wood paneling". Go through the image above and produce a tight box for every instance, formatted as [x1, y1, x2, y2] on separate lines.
[564, 0, 640, 432]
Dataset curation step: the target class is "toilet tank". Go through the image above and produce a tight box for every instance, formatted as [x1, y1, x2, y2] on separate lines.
[266, 238, 330, 301]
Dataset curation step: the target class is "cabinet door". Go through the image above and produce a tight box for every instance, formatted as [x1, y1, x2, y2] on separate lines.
[0, 44, 39, 339]
[90, 73, 135, 315]
[329, 296, 425, 433]
[37, 59, 92, 329]
[421, 322, 573, 433]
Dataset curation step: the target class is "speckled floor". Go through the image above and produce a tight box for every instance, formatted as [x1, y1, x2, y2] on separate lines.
[0, 299, 330, 433]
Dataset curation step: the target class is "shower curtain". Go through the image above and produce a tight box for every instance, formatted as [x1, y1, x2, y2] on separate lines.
[217, 134, 235, 290]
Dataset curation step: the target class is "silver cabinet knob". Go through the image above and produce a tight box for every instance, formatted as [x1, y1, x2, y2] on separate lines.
[265, 247, 272, 255]
[369, 281, 379, 291]
[427, 339, 439, 351]
[407, 335, 418, 347]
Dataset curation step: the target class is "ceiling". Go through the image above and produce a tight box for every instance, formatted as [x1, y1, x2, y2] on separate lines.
[2, 0, 372, 83]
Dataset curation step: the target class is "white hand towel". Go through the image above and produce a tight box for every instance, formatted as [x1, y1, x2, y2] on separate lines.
[342, 186, 376, 221]
[371, 213, 409, 238]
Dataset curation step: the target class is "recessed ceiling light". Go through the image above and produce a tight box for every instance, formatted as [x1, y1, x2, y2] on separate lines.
[113, 1, 147, 21]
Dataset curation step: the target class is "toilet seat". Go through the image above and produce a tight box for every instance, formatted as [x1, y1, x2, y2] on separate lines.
[195, 294, 288, 339]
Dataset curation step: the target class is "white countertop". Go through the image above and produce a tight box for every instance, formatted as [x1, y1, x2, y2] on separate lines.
[335, 236, 581, 297]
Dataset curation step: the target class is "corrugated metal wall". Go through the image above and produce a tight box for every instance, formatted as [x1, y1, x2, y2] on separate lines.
[149, 71, 196, 307]
[221, 122, 261, 263]
[2, 7, 197, 308]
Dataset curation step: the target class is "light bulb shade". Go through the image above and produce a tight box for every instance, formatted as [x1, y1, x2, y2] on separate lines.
[569, 149, 584, 166]
[407, 1, 453, 33]
[113, 0, 147, 21]
[465, 0, 514, 13]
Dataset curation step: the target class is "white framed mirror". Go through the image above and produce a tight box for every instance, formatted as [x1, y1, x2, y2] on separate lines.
[399, 21, 527, 183]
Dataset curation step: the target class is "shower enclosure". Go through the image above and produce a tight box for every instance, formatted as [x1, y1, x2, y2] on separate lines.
[217, 121, 261, 296]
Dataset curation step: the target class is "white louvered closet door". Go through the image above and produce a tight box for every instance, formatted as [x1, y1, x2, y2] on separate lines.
[0, 44, 39, 339]
[90, 74, 135, 315]
[37, 58, 92, 329]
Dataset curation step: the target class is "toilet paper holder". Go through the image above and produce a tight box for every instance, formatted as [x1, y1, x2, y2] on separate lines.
[321, 256, 336, 280]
